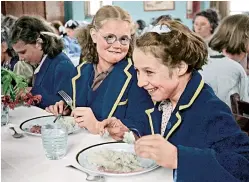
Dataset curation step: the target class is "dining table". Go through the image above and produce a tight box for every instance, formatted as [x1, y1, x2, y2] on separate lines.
[1, 106, 173, 182]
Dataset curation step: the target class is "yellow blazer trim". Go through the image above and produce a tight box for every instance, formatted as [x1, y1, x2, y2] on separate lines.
[179, 80, 205, 111]
[71, 62, 87, 108]
[145, 108, 155, 135]
[165, 79, 205, 140]
[118, 99, 128, 106]
[165, 112, 181, 140]
[107, 58, 132, 118]
[145, 101, 157, 135]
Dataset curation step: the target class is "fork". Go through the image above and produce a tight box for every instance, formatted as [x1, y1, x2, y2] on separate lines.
[128, 127, 142, 138]
[58, 90, 74, 109]
[52, 104, 69, 123]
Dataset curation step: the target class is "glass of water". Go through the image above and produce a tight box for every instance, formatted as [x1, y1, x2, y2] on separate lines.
[41, 123, 68, 160]
[1, 104, 9, 126]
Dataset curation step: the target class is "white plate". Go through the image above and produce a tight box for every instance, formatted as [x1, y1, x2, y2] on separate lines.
[20, 115, 81, 136]
[76, 142, 159, 177]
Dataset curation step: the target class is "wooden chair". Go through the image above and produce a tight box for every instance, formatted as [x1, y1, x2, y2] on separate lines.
[230, 93, 249, 135]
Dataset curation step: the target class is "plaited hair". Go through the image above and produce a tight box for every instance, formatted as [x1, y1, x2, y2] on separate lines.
[135, 20, 208, 73]
[75, 5, 135, 63]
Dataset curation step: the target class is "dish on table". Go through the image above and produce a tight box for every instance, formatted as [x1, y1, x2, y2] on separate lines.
[20, 115, 81, 136]
[76, 142, 159, 176]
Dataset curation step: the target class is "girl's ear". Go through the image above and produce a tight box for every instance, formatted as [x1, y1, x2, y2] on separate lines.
[35, 38, 43, 50]
[90, 28, 97, 43]
[177, 61, 188, 76]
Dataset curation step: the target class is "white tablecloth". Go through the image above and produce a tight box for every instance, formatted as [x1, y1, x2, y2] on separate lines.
[1, 106, 173, 182]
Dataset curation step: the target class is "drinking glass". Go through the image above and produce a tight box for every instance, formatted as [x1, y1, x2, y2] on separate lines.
[41, 124, 68, 160]
[1, 104, 9, 126]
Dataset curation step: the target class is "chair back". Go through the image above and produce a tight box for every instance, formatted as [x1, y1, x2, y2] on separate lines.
[230, 93, 249, 135]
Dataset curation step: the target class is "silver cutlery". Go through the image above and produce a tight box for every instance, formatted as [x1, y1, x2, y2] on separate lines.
[52, 104, 69, 123]
[58, 90, 74, 109]
[66, 165, 105, 182]
[128, 127, 142, 138]
[9, 127, 24, 138]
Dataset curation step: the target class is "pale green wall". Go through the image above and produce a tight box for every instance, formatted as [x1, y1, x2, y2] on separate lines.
[65, 1, 211, 28]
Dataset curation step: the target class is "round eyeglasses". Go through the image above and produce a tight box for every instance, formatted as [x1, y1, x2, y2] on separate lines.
[98, 31, 131, 46]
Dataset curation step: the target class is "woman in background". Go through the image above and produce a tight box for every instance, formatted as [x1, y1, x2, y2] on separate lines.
[193, 9, 219, 44]
[101, 21, 249, 181]
[10, 16, 75, 109]
[46, 5, 156, 135]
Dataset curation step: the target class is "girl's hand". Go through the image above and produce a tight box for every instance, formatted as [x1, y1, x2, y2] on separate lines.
[71, 107, 100, 134]
[99, 117, 129, 140]
[45, 100, 70, 116]
[135, 134, 178, 169]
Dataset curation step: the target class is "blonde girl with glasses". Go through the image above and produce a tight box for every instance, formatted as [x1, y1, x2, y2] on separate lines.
[46, 5, 157, 135]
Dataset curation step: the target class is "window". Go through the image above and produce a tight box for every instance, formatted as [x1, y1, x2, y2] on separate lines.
[85, 1, 112, 17]
[230, 0, 249, 15]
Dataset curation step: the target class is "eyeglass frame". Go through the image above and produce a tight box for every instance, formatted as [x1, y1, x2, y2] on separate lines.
[96, 29, 132, 46]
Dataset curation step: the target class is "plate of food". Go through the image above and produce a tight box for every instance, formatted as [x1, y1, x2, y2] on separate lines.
[76, 142, 159, 177]
[20, 115, 81, 136]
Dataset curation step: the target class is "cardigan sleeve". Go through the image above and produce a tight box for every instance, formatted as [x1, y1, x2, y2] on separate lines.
[176, 101, 249, 182]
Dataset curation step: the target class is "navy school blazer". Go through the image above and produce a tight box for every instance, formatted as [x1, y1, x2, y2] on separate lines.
[136, 71, 249, 181]
[31, 52, 75, 109]
[69, 58, 157, 130]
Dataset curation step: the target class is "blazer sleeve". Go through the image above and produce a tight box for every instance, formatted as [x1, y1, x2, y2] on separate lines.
[176, 101, 249, 182]
[53, 61, 76, 100]
[120, 73, 154, 137]
[37, 60, 76, 109]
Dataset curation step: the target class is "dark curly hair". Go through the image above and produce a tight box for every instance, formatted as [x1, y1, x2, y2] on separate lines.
[136, 19, 146, 30]
[193, 9, 219, 34]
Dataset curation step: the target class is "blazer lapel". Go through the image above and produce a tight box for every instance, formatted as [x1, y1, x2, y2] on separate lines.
[34, 56, 51, 86]
[102, 58, 132, 118]
[163, 113, 178, 138]
[150, 106, 162, 134]
[72, 62, 92, 107]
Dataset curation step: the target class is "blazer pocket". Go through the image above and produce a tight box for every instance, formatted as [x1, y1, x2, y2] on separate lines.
[118, 99, 128, 106]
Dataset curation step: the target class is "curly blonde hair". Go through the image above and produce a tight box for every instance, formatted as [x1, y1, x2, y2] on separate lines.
[135, 20, 208, 73]
[75, 5, 135, 63]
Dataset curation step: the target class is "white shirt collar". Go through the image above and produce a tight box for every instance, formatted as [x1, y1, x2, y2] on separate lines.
[34, 54, 48, 74]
